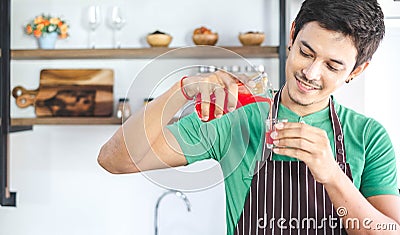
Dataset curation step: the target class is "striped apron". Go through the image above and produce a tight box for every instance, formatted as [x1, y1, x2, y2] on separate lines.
[234, 89, 352, 235]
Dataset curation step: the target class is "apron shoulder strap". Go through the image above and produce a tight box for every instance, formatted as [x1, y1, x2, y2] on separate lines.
[329, 99, 347, 165]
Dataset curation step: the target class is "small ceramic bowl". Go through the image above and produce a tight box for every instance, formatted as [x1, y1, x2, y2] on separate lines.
[192, 33, 218, 46]
[238, 32, 265, 46]
[146, 34, 172, 47]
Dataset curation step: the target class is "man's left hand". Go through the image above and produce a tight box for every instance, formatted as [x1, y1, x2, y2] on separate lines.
[271, 121, 342, 184]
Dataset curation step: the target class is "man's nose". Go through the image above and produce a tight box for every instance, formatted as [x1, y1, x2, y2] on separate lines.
[302, 61, 322, 81]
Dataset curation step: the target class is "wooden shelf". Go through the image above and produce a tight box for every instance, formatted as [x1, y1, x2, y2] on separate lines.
[11, 117, 122, 126]
[8, 46, 278, 127]
[10, 46, 279, 60]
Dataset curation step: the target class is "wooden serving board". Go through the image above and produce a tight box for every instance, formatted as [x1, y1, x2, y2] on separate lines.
[12, 69, 114, 117]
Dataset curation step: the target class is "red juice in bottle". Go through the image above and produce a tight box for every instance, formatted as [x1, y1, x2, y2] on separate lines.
[195, 81, 272, 121]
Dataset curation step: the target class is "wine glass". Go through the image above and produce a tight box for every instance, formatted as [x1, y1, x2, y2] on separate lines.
[87, 5, 101, 48]
[108, 6, 126, 48]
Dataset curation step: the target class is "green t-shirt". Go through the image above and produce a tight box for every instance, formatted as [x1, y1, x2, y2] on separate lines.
[167, 98, 399, 235]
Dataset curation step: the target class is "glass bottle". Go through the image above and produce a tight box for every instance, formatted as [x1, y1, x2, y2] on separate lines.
[194, 64, 273, 122]
[116, 98, 131, 119]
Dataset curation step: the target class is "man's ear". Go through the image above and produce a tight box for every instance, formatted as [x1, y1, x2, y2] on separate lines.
[288, 22, 296, 49]
[346, 62, 370, 83]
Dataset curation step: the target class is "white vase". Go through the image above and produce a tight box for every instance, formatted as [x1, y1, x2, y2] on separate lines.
[38, 32, 58, 49]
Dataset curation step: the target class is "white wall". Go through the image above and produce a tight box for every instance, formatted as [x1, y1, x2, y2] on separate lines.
[2, 0, 284, 235]
[11, 0, 279, 49]
[5, 126, 226, 235]
[364, 17, 400, 186]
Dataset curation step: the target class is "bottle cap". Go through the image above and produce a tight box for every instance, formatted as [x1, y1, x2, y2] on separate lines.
[143, 98, 154, 102]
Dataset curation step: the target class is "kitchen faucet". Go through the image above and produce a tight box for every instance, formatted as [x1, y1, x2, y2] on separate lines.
[154, 190, 191, 235]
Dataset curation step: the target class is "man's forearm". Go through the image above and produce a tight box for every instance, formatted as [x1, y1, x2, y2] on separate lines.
[324, 166, 399, 234]
[98, 81, 188, 173]
[123, 81, 187, 163]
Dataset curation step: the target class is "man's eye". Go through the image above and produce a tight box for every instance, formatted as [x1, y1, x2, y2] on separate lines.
[299, 49, 312, 58]
[327, 64, 339, 72]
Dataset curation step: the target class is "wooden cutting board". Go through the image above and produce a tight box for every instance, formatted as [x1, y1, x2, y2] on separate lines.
[12, 69, 114, 117]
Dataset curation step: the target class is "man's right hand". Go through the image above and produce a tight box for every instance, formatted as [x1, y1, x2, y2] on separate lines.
[181, 70, 240, 121]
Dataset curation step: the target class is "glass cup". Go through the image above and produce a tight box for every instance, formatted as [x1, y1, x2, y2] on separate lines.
[109, 6, 126, 48]
[87, 5, 101, 49]
[265, 118, 288, 149]
[194, 68, 274, 121]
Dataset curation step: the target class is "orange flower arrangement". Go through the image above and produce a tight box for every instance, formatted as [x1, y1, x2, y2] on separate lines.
[25, 14, 69, 39]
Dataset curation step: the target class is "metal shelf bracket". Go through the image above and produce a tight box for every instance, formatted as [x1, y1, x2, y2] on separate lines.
[1, 0, 17, 207]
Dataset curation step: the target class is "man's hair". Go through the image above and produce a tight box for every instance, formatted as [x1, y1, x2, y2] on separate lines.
[293, 0, 385, 70]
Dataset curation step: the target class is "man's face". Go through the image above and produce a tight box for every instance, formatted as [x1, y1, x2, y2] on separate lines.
[284, 21, 360, 113]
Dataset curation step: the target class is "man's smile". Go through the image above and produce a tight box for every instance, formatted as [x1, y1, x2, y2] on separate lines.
[295, 74, 322, 92]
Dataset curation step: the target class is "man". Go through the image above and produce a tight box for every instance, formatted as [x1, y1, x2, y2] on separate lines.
[98, 0, 400, 234]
